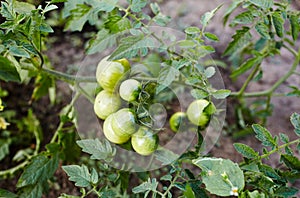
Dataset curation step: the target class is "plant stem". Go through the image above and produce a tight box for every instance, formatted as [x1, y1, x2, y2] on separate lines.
[21, 65, 96, 84]
[230, 47, 300, 98]
[0, 160, 29, 177]
[258, 139, 300, 160]
[236, 63, 261, 98]
[50, 92, 80, 143]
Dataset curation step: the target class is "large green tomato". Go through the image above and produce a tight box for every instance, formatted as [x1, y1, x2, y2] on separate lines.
[103, 114, 130, 144]
[119, 79, 141, 102]
[112, 108, 138, 136]
[186, 99, 216, 128]
[94, 90, 121, 120]
[131, 126, 159, 156]
[96, 56, 130, 92]
[169, 112, 187, 132]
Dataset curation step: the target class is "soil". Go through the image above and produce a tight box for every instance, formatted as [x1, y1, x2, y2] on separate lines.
[0, 0, 299, 197]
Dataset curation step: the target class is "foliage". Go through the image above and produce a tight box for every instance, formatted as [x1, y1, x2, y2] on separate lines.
[0, 0, 299, 197]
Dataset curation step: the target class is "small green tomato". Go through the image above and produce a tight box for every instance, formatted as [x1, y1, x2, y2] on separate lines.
[169, 112, 187, 132]
[103, 114, 130, 144]
[112, 108, 138, 136]
[131, 126, 159, 156]
[186, 99, 216, 128]
[94, 90, 121, 120]
[96, 56, 130, 92]
[119, 79, 141, 102]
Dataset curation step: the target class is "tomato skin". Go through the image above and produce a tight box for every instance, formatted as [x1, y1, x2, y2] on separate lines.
[94, 90, 121, 120]
[111, 108, 138, 136]
[169, 112, 187, 132]
[119, 79, 141, 102]
[131, 126, 159, 156]
[103, 114, 130, 144]
[186, 99, 215, 128]
[96, 56, 130, 92]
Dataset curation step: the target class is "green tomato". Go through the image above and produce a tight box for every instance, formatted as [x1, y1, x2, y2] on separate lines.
[94, 90, 121, 120]
[103, 114, 130, 144]
[186, 99, 216, 128]
[169, 112, 187, 132]
[96, 56, 130, 92]
[119, 79, 141, 102]
[112, 108, 138, 136]
[131, 126, 159, 156]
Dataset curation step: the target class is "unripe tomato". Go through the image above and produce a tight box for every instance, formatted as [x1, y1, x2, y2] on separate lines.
[186, 99, 216, 128]
[119, 79, 141, 102]
[94, 90, 121, 120]
[169, 112, 187, 132]
[112, 108, 138, 136]
[131, 126, 159, 156]
[96, 56, 130, 92]
[103, 114, 130, 144]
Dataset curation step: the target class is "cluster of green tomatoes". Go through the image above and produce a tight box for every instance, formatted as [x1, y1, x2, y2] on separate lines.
[93, 56, 216, 156]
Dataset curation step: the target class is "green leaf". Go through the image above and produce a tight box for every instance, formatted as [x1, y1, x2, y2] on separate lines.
[8, 42, 30, 58]
[156, 66, 179, 94]
[184, 184, 195, 198]
[150, 2, 160, 15]
[272, 12, 284, 38]
[0, 139, 11, 161]
[109, 34, 154, 60]
[62, 165, 92, 187]
[87, 29, 117, 55]
[130, 0, 147, 13]
[200, 4, 223, 29]
[62, 0, 85, 18]
[274, 186, 298, 197]
[17, 153, 59, 187]
[14, 1, 35, 14]
[290, 112, 300, 136]
[58, 131, 81, 162]
[185, 27, 201, 35]
[0, 1, 14, 20]
[18, 183, 43, 198]
[192, 157, 244, 197]
[249, 0, 273, 10]
[43, 4, 58, 13]
[255, 22, 270, 39]
[232, 11, 253, 25]
[279, 133, 289, 144]
[153, 13, 171, 26]
[160, 174, 172, 181]
[252, 124, 277, 147]
[154, 147, 179, 166]
[132, 178, 158, 194]
[64, 4, 91, 31]
[212, 89, 231, 99]
[233, 143, 259, 159]
[231, 56, 262, 78]
[281, 154, 300, 171]
[189, 181, 209, 198]
[90, 168, 99, 184]
[191, 89, 209, 99]
[204, 66, 215, 78]
[76, 139, 116, 162]
[223, 0, 243, 25]
[258, 164, 281, 180]
[204, 32, 219, 42]
[289, 14, 299, 41]
[32, 73, 55, 101]
[0, 189, 18, 198]
[223, 27, 252, 56]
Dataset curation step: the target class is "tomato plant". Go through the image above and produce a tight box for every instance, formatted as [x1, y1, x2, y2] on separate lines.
[0, 0, 299, 197]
